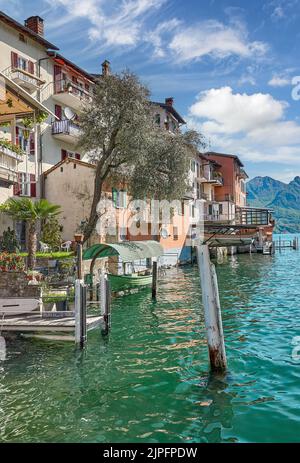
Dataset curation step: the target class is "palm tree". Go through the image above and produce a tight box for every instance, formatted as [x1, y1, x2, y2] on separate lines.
[0, 198, 61, 269]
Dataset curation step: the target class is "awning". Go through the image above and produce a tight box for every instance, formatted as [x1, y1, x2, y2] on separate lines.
[83, 240, 164, 262]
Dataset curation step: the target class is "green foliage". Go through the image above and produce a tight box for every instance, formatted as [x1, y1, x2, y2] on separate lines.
[19, 251, 74, 259]
[0, 198, 61, 222]
[0, 227, 19, 253]
[41, 217, 62, 250]
[78, 70, 206, 241]
[0, 138, 25, 156]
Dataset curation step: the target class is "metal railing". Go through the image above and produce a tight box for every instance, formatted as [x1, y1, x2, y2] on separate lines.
[236, 207, 273, 226]
[52, 119, 80, 136]
[54, 78, 93, 101]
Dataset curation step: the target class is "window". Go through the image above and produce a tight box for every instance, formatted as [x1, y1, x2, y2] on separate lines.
[112, 188, 127, 208]
[19, 33, 27, 43]
[11, 52, 35, 75]
[14, 173, 36, 197]
[191, 160, 196, 173]
[61, 149, 80, 160]
[155, 114, 161, 126]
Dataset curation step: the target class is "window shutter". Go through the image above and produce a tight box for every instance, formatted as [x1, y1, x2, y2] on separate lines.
[75, 153, 81, 160]
[15, 127, 19, 146]
[112, 188, 118, 207]
[13, 173, 21, 196]
[30, 174, 36, 197]
[11, 51, 18, 68]
[121, 190, 127, 208]
[55, 105, 62, 120]
[61, 149, 67, 160]
[28, 61, 34, 75]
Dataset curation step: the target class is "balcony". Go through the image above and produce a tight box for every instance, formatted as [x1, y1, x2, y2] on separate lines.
[11, 68, 45, 93]
[52, 120, 81, 144]
[236, 207, 273, 226]
[0, 143, 23, 187]
[53, 79, 93, 110]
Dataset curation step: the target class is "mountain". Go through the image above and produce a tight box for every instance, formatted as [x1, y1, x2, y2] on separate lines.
[247, 176, 300, 233]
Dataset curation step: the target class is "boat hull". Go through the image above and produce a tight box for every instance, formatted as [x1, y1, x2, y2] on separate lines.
[108, 273, 152, 291]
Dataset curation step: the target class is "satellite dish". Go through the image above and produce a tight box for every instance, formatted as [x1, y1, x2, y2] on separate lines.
[64, 107, 76, 120]
[160, 228, 169, 239]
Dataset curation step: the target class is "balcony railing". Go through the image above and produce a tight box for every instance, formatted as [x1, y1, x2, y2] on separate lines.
[236, 207, 273, 226]
[54, 78, 93, 103]
[52, 120, 81, 138]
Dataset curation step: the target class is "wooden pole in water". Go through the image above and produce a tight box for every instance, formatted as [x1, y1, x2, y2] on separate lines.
[196, 244, 227, 372]
[152, 259, 158, 300]
[75, 279, 87, 348]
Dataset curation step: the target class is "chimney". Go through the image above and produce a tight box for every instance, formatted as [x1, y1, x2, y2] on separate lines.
[102, 60, 111, 77]
[24, 16, 44, 37]
[165, 97, 174, 107]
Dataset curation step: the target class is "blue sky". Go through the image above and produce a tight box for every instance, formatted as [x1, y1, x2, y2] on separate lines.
[2, 0, 300, 182]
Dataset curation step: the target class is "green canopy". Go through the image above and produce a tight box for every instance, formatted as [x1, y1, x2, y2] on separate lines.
[83, 240, 164, 263]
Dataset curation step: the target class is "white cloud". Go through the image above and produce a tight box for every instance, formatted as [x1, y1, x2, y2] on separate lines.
[187, 86, 300, 166]
[46, 0, 166, 47]
[189, 87, 286, 134]
[268, 75, 291, 87]
[44, 1, 268, 64]
[168, 20, 268, 63]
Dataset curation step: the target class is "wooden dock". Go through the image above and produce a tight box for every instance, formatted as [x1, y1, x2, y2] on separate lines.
[1, 314, 102, 333]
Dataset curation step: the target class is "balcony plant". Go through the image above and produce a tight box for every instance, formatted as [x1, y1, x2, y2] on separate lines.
[0, 252, 25, 272]
[0, 138, 25, 156]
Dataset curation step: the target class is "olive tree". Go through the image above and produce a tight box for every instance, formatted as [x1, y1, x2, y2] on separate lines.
[79, 70, 205, 242]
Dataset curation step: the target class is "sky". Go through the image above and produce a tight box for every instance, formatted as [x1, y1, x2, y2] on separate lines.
[2, 0, 300, 182]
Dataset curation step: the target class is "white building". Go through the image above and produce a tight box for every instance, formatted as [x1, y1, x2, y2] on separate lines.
[0, 11, 98, 243]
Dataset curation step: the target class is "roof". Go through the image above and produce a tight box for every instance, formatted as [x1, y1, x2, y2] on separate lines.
[151, 101, 186, 125]
[83, 241, 164, 262]
[43, 157, 96, 177]
[0, 71, 56, 118]
[199, 153, 222, 168]
[47, 52, 96, 82]
[205, 151, 244, 168]
[0, 11, 59, 50]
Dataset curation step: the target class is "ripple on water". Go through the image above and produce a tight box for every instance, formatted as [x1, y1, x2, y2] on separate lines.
[1, 241, 300, 442]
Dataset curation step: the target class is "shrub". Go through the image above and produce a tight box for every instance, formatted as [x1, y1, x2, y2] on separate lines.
[0, 253, 25, 272]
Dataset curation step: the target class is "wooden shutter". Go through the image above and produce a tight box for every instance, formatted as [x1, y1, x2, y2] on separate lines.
[29, 133, 35, 155]
[54, 65, 62, 93]
[28, 60, 34, 74]
[13, 173, 21, 196]
[15, 127, 19, 146]
[61, 149, 67, 160]
[30, 174, 36, 197]
[11, 51, 18, 68]
[55, 105, 62, 120]
[75, 153, 81, 160]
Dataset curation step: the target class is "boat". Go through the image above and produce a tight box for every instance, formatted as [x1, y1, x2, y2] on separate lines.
[108, 272, 152, 291]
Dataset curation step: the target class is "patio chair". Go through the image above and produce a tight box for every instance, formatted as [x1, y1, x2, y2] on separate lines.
[40, 241, 50, 253]
[61, 241, 72, 252]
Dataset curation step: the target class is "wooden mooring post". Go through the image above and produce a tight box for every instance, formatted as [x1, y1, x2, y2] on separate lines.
[99, 270, 111, 334]
[196, 244, 227, 372]
[152, 260, 158, 300]
[75, 279, 87, 349]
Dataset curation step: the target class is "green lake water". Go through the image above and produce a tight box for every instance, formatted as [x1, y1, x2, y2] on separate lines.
[1, 235, 300, 443]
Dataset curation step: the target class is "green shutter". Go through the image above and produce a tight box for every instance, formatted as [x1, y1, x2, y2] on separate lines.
[112, 188, 118, 207]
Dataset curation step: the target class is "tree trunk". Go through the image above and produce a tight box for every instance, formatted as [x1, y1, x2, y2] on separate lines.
[27, 221, 37, 270]
[83, 164, 103, 243]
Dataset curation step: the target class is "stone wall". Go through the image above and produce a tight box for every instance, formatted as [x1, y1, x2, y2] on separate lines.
[0, 272, 41, 298]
